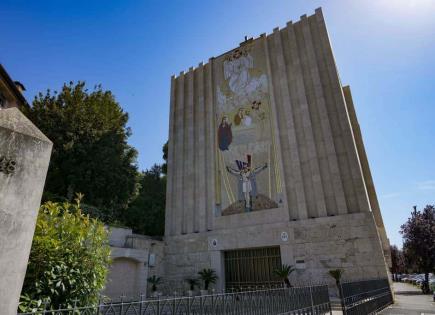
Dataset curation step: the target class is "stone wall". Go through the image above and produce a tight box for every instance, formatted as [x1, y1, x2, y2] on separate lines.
[163, 212, 388, 294]
[0, 108, 52, 314]
[103, 227, 164, 299]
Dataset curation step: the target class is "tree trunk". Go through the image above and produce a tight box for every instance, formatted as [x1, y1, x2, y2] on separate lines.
[284, 278, 291, 288]
[336, 280, 346, 314]
[422, 272, 430, 294]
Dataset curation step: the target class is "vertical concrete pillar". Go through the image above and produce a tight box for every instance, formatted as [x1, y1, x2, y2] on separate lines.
[195, 63, 207, 232]
[174, 73, 185, 236]
[299, 15, 347, 216]
[210, 250, 224, 291]
[205, 59, 216, 231]
[285, 21, 321, 219]
[294, 15, 327, 218]
[0, 108, 52, 315]
[165, 76, 176, 236]
[184, 68, 195, 234]
[271, 27, 308, 220]
[262, 33, 290, 220]
[314, 8, 371, 213]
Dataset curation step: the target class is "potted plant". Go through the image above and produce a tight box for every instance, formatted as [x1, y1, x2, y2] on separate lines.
[328, 269, 344, 311]
[185, 278, 199, 296]
[198, 268, 218, 295]
[273, 264, 295, 288]
[147, 275, 162, 297]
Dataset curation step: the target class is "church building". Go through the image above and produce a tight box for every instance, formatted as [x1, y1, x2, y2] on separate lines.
[162, 7, 390, 291]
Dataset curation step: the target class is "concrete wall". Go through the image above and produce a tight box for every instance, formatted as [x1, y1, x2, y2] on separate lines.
[163, 212, 388, 293]
[103, 227, 164, 299]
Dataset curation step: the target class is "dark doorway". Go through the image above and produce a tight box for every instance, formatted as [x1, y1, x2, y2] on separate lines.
[224, 246, 282, 290]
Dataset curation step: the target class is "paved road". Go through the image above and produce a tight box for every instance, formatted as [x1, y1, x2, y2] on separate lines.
[379, 282, 434, 315]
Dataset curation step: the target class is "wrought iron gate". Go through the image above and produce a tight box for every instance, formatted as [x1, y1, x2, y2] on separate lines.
[224, 246, 282, 290]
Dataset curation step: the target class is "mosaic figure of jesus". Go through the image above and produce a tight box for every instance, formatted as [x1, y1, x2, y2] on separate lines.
[226, 163, 267, 211]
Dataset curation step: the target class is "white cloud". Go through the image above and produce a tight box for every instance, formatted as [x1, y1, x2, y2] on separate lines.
[417, 180, 435, 190]
[382, 192, 400, 199]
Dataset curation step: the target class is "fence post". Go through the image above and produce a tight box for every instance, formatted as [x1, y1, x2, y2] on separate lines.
[72, 299, 78, 314]
[339, 282, 346, 315]
[139, 294, 144, 315]
[187, 296, 191, 315]
[309, 286, 315, 315]
[120, 294, 126, 315]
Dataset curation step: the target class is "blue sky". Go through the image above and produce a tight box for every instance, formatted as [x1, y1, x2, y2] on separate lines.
[1, 0, 434, 247]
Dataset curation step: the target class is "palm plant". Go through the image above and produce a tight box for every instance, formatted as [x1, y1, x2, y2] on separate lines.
[273, 264, 295, 288]
[147, 275, 162, 292]
[198, 269, 218, 291]
[328, 269, 345, 311]
[185, 278, 199, 291]
[328, 269, 344, 286]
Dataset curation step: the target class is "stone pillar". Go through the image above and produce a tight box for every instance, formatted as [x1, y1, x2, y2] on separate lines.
[210, 250, 224, 292]
[0, 108, 52, 315]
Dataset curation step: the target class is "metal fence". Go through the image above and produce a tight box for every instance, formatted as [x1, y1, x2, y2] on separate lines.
[18, 285, 331, 315]
[340, 278, 393, 315]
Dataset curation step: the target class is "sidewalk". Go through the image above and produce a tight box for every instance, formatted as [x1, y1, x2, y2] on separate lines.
[379, 282, 435, 315]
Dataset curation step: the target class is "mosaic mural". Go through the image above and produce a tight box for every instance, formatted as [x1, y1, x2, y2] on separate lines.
[215, 43, 282, 216]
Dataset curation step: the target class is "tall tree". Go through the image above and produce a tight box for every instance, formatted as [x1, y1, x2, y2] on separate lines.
[389, 245, 406, 281]
[162, 140, 168, 175]
[123, 164, 166, 236]
[24, 82, 138, 221]
[400, 205, 435, 293]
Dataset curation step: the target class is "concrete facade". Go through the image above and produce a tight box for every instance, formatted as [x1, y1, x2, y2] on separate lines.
[0, 108, 52, 314]
[103, 227, 164, 299]
[162, 8, 390, 293]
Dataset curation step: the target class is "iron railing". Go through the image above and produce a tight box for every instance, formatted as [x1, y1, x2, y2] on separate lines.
[18, 285, 331, 315]
[340, 278, 393, 315]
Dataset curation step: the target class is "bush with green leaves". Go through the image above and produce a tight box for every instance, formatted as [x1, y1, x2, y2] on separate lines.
[18, 198, 111, 312]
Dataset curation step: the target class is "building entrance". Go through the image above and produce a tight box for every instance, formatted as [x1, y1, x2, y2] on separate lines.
[224, 246, 282, 290]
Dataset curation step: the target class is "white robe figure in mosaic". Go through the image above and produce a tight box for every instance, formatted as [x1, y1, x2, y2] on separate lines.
[226, 162, 268, 211]
[222, 49, 268, 107]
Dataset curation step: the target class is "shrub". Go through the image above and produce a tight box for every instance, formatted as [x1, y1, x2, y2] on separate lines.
[147, 275, 162, 292]
[198, 269, 218, 291]
[273, 264, 295, 288]
[19, 197, 111, 312]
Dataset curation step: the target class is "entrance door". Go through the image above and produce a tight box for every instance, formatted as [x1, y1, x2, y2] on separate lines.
[224, 246, 282, 290]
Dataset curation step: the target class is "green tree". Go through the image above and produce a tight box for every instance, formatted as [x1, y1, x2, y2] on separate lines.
[123, 164, 166, 235]
[24, 81, 138, 221]
[390, 245, 406, 281]
[162, 140, 168, 175]
[400, 205, 435, 294]
[19, 197, 111, 312]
